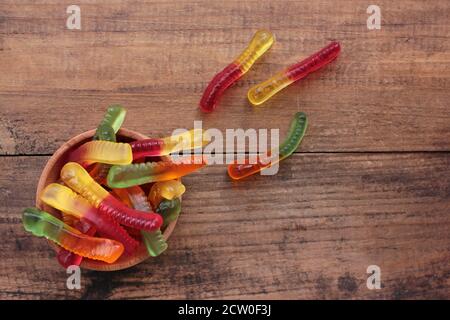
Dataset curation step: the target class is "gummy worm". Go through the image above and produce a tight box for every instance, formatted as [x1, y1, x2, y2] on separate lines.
[57, 218, 96, 268]
[228, 112, 308, 180]
[22, 208, 124, 264]
[248, 41, 341, 106]
[107, 156, 206, 188]
[69, 140, 132, 166]
[93, 123, 116, 143]
[148, 180, 185, 210]
[40, 183, 139, 253]
[156, 198, 181, 228]
[119, 186, 168, 257]
[61, 162, 163, 232]
[199, 30, 274, 112]
[90, 106, 126, 183]
[94, 105, 127, 136]
[130, 129, 209, 160]
[90, 124, 116, 185]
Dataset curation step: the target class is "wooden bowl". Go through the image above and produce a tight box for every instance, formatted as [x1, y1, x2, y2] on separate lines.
[35, 128, 178, 271]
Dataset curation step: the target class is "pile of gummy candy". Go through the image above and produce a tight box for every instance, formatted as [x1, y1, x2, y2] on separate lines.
[23, 30, 340, 267]
[23, 106, 210, 266]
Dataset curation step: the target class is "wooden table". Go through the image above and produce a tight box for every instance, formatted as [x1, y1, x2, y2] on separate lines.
[0, 0, 449, 299]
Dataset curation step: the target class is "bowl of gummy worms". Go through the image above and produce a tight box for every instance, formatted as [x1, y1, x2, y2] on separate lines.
[23, 29, 340, 271]
[25, 106, 208, 271]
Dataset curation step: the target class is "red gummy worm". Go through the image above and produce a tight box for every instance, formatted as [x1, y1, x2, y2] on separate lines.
[129, 139, 164, 160]
[98, 195, 163, 232]
[199, 63, 243, 113]
[83, 207, 139, 254]
[285, 41, 341, 81]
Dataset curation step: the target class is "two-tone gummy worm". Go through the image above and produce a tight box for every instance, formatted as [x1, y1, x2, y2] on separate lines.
[199, 30, 274, 112]
[130, 129, 209, 160]
[228, 112, 308, 180]
[23, 208, 124, 264]
[148, 180, 186, 210]
[69, 140, 132, 166]
[90, 106, 127, 184]
[107, 156, 206, 188]
[248, 41, 341, 106]
[56, 218, 96, 268]
[40, 183, 139, 254]
[60, 162, 163, 232]
[93, 105, 127, 136]
[118, 186, 168, 257]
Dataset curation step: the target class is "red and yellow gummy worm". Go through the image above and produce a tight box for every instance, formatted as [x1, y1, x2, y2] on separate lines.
[248, 41, 341, 106]
[199, 30, 274, 112]
[60, 162, 163, 232]
[129, 129, 209, 160]
[41, 183, 139, 253]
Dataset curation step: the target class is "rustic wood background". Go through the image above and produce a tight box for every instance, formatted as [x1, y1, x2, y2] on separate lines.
[0, 0, 449, 299]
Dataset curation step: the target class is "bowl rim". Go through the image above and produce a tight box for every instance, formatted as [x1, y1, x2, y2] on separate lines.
[35, 128, 179, 271]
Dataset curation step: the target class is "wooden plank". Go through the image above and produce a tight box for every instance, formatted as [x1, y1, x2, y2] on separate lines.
[0, 0, 449, 154]
[1, 153, 449, 299]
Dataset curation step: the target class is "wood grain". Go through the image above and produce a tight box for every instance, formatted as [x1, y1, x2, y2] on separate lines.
[0, 153, 449, 299]
[0, 0, 449, 154]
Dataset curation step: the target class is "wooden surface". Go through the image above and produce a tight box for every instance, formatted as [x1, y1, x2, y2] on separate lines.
[0, 0, 449, 299]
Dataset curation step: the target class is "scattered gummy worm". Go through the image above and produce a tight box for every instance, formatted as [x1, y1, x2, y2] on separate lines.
[199, 30, 274, 112]
[248, 41, 341, 106]
[148, 180, 186, 210]
[228, 112, 308, 180]
[40, 183, 139, 254]
[118, 186, 169, 257]
[22, 30, 338, 268]
[130, 129, 209, 160]
[61, 162, 163, 232]
[107, 156, 206, 188]
[23, 208, 124, 263]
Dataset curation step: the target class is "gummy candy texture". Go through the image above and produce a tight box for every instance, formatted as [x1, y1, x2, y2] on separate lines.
[94, 105, 126, 135]
[93, 124, 116, 142]
[120, 186, 168, 257]
[199, 30, 274, 112]
[248, 42, 341, 106]
[91, 106, 126, 183]
[107, 156, 206, 188]
[57, 218, 96, 268]
[69, 141, 132, 166]
[23, 208, 124, 263]
[156, 198, 181, 228]
[40, 183, 139, 253]
[149, 180, 185, 210]
[61, 162, 163, 232]
[130, 129, 208, 160]
[228, 112, 308, 180]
